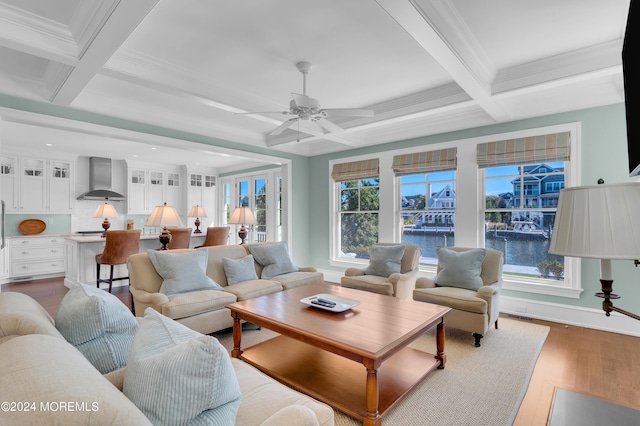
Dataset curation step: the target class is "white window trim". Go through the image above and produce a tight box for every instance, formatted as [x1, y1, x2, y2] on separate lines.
[329, 122, 583, 299]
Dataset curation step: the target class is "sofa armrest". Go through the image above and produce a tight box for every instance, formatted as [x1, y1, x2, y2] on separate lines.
[129, 288, 170, 317]
[388, 269, 419, 299]
[415, 276, 437, 289]
[260, 405, 320, 426]
[344, 267, 366, 277]
[298, 266, 318, 272]
[477, 280, 502, 324]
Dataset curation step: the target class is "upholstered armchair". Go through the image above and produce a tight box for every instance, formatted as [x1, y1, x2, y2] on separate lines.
[341, 243, 421, 299]
[413, 247, 504, 347]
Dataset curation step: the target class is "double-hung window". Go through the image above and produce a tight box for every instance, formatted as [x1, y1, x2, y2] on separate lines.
[393, 148, 457, 265]
[332, 159, 380, 259]
[478, 131, 573, 285]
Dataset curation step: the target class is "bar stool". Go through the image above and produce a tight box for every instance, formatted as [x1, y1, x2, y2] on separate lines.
[198, 226, 230, 247]
[166, 227, 192, 249]
[96, 229, 141, 293]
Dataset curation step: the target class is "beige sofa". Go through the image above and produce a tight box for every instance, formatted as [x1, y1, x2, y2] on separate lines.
[0, 292, 334, 426]
[128, 243, 324, 335]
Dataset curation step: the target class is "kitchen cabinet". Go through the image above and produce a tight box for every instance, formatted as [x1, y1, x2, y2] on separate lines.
[0, 155, 73, 213]
[187, 172, 216, 226]
[10, 236, 66, 280]
[127, 165, 185, 214]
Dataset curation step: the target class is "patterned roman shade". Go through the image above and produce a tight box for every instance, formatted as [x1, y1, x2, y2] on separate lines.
[331, 159, 379, 182]
[392, 148, 457, 176]
[476, 131, 570, 168]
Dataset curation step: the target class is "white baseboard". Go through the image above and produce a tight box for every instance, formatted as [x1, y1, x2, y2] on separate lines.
[318, 268, 640, 337]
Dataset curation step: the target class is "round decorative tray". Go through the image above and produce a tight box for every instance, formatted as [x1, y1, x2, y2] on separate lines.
[18, 219, 47, 235]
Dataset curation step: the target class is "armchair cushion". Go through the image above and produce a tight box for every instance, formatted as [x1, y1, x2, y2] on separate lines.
[124, 308, 241, 426]
[55, 284, 138, 374]
[364, 244, 406, 277]
[147, 249, 223, 296]
[223, 254, 259, 284]
[248, 242, 298, 279]
[435, 247, 487, 291]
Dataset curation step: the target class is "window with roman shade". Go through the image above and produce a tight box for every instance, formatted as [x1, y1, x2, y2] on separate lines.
[331, 159, 379, 181]
[476, 131, 570, 168]
[392, 147, 457, 176]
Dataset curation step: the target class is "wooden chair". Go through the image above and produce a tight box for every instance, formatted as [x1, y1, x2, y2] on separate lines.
[96, 230, 141, 293]
[198, 226, 230, 247]
[166, 227, 192, 249]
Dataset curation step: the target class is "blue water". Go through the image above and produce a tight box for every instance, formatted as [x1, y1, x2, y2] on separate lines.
[401, 233, 563, 267]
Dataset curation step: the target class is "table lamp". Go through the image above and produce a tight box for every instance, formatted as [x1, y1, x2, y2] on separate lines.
[146, 202, 184, 250]
[549, 181, 640, 321]
[93, 202, 118, 237]
[228, 207, 257, 244]
[188, 205, 207, 234]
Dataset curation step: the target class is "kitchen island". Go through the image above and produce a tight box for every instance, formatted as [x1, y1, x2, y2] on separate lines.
[64, 232, 206, 289]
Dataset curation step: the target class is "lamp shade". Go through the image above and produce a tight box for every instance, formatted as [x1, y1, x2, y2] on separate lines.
[145, 202, 184, 227]
[228, 207, 257, 225]
[93, 203, 118, 218]
[549, 182, 640, 260]
[188, 205, 207, 218]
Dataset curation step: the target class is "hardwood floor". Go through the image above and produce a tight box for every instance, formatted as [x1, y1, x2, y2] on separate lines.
[3, 277, 639, 425]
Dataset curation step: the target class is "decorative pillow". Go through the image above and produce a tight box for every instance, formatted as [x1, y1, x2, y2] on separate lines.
[55, 283, 138, 374]
[124, 309, 241, 426]
[364, 244, 406, 277]
[223, 254, 259, 285]
[147, 249, 223, 296]
[247, 242, 298, 279]
[435, 247, 487, 291]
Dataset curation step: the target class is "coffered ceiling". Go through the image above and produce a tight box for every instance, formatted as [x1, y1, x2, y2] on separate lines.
[0, 0, 631, 168]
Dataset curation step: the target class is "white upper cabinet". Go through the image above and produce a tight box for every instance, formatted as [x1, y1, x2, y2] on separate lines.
[126, 163, 189, 215]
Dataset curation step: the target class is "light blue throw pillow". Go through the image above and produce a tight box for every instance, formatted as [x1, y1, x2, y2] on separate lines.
[55, 283, 138, 374]
[147, 249, 223, 296]
[124, 309, 241, 426]
[247, 242, 298, 279]
[435, 247, 487, 291]
[364, 244, 406, 277]
[222, 254, 259, 284]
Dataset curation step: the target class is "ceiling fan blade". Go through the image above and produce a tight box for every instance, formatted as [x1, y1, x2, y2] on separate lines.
[291, 93, 311, 109]
[269, 118, 298, 136]
[315, 118, 345, 134]
[236, 111, 292, 115]
[321, 108, 374, 117]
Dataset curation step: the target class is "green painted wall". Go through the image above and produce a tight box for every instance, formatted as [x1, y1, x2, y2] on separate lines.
[307, 103, 640, 312]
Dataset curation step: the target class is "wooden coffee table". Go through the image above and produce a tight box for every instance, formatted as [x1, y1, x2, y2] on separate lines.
[227, 283, 450, 426]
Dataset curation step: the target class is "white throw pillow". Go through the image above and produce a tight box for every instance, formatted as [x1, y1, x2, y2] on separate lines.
[147, 249, 223, 296]
[124, 308, 241, 425]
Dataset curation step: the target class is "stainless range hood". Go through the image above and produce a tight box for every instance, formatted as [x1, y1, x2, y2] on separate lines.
[76, 157, 126, 201]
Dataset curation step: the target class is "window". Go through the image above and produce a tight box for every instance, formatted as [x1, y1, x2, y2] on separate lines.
[330, 124, 580, 298]
[484, 163, 565, 279]
[167, 173, 179, 186]
[400, 171, 456, 263]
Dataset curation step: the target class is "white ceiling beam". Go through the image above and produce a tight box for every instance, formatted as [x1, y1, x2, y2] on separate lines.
[51, 0, 161, 105]
[375, 0, 511, 122]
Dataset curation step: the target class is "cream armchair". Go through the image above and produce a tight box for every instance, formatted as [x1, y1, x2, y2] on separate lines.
[413, 247, 503, 347]
[341, 243, 421, 299]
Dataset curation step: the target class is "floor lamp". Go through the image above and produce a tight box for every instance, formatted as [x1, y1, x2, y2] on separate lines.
[228, 207, 257, 244]
[549, 181, 640, 321]
[146, 202, 184, 250]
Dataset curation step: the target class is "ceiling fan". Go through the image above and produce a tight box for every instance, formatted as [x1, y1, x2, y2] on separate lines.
[241, 61, 374, 136]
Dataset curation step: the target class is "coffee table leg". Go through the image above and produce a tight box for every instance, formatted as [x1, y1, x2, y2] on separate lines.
[231, 315, 243, 358]
[435, 318, 446, 369]
[364, 366, 381, 426]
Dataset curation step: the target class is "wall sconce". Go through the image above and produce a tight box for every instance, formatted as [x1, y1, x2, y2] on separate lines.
[188, 205, 207, 234]
[145, 202, 184, 250]
[93, 202, 118, 237]
[227, 207, 257, 244]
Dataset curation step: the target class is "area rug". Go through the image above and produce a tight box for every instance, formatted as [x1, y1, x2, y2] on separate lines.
[214, 317, 549, 426]
[548, 388, 640, 426]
